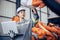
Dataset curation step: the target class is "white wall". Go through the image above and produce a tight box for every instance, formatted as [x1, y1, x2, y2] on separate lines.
[0, 0, 16, 21]
[48, 8, 59, 19]
[0, 0, 16, 17]
[41, 6, 48, 24]
[0, 17, 11, 22]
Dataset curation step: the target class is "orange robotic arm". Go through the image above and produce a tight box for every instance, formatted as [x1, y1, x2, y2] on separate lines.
[32, 0, 45, 8]
[32, 27, 46, 39]
[12, 16, 19, 22]
[32, 22, 57, 40]
[37, 21, 58, 34]
[35, 21, 58, 40]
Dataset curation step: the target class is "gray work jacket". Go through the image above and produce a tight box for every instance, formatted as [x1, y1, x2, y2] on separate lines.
[16, 19, 32, 40]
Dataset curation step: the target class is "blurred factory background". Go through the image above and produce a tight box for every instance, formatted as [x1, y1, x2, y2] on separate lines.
[0, 0, 60, 25]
